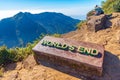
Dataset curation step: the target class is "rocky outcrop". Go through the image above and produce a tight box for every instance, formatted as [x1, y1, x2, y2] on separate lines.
[106, 13, 120, 29]
[62, 13, 120, 80]
[62, 27, 120, 80]
[87, 14, 107, 32]
[87, 13, 120, 32]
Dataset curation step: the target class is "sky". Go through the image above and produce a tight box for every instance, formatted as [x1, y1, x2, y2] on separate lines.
[0, 0, 106, 20]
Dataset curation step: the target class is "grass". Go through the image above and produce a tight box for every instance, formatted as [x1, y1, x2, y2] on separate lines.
[77, 20, 87, 30]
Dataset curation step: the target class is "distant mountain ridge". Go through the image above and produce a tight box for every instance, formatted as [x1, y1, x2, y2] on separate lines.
[0, 12, 80, 48]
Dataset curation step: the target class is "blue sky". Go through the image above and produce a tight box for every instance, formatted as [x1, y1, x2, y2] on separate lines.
[0, 0, 105, 20]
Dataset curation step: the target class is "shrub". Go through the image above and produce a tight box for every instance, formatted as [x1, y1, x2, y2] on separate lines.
[77, 20, 87, 29]
[52, 34, 61, 37]
[113, 1, 120, 12]
[102, 0, 118, 14]
[0, 46, 33, 65]
[0, 35, 45, 65]
[87, 10, 95, 17]
[0, 46, 10, 65]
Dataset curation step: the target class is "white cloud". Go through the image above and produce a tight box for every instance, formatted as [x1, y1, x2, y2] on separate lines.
[0, 6, 93, 20]
[0, 10, 46, 20]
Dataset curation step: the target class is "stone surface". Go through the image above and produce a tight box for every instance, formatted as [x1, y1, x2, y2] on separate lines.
[33, 36, 104, 77]
[107, 13, 120, 29]
[2, 71, 18, 80]
[22, 55, 37, 70]
[87, 14, 107, 32]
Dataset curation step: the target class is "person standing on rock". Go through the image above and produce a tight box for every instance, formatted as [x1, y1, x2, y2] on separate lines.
[94, 5, 104, 15]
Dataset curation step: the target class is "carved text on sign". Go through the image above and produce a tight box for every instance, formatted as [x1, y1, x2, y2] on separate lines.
[42, 40, 99, 57]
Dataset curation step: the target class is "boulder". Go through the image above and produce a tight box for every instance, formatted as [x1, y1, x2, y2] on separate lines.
[106, 13, 120, 29]
[33, 36, 104, 77]
[87, 14, 107, 32]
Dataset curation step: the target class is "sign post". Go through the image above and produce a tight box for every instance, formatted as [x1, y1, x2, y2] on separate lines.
[32, 36, 104, 76]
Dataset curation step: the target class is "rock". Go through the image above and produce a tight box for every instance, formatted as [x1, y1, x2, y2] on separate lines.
[22, 55, 37, 70]
[116, 30, 120, 43]
[2, 70, 18, 80]
[5, 62, 22, 71]
[106, 13, 120, 29]
[118, 55, 120, 59]
[111, 13, 120, 18]
[85, 13, 120, 32]
[33, 36, 104, 77]
[87, 14, 107, 32]
[4, 63, 17, 71]
[15, 62, 23, 70]
[112, 18, 120, 29]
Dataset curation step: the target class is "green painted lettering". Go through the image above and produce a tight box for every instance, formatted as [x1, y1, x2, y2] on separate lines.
[61, 44, 68, 50]
[41, 40, 49, 45]
[90, 49, 99, 56]
[41, 40, 99, 57]
[78, 46, 84, 53]
[69, 46, 75, 51]
[56, 43, 62, 48]
[84, 47, 91, 55]
[47, 41, 52, 46]
[53, 42, 59, 47]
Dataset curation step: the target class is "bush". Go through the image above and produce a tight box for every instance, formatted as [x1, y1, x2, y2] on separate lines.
[102, 0, 118, 14]
[0, 35, 45, 65]
[52, 34, 61, 37]
[77, 20, 87, 29]
[0, 46, 10, 65]
[87, 10, 95, 17]
[113, 1, 120, 12]
[0, 46, 34, 65]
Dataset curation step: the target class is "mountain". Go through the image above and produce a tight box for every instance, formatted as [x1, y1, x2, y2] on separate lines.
[0, 12, 80, 48]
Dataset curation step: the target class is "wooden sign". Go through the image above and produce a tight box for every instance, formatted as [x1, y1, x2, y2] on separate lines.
[32, 36, 104, 76]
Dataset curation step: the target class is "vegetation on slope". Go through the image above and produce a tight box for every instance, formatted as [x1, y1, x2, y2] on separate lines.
[102, 0, 120, 14]
[86, 0, 120, 17]
[77, 20, 87, 30]
[0, 35, 44, 66]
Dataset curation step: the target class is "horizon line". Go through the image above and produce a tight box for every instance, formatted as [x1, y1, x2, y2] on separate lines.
[0, 10, 85, 20]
